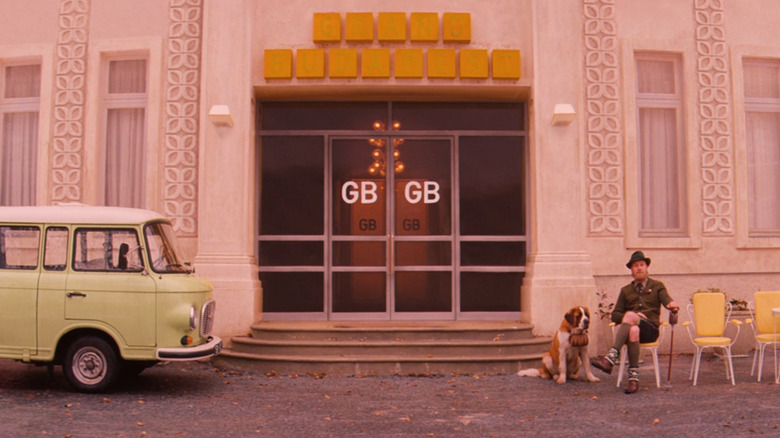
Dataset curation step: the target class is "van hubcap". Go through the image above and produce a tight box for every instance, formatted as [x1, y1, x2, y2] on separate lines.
[74, 348, 105, 383]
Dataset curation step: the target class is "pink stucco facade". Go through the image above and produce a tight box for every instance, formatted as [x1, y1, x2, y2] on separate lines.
[1, 0, 779, 354]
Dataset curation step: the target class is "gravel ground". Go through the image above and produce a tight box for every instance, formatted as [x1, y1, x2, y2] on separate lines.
[0, 353, 778, 437]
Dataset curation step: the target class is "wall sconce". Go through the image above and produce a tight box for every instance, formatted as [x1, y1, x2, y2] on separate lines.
[208, 104, 234, 127]
[551, 103, 576, 126]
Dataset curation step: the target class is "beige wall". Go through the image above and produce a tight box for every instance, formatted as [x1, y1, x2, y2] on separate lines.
[1, 1, 779, 349]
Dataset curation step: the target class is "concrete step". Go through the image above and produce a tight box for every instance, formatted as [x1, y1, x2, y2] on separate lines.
[246, 321, 539, 342]
[215, 321, 553, 376]
[229, 337, 551, 357]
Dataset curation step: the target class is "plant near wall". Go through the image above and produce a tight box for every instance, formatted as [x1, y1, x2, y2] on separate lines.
[691, 287, 749, 311]
[595, 289, 614, 321]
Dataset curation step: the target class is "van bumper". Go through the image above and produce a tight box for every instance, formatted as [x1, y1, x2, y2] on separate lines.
[156, 336, 223, 361]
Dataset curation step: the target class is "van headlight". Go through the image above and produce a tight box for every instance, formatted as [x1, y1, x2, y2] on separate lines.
[189, 305, 199, 331]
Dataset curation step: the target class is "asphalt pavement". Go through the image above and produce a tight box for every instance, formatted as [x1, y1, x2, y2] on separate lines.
[0, 352, 778, 437]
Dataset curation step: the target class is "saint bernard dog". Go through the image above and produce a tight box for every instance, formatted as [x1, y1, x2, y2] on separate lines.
[517, 306, 600, 384]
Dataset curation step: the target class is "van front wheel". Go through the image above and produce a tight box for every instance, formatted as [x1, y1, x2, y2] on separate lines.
[63, 336, 120, 393]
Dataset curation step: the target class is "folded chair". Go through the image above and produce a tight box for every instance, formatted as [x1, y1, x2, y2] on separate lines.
[610, 320, 669, 388]
[747, 291, 780, 382]
[683, 292, 742, 385]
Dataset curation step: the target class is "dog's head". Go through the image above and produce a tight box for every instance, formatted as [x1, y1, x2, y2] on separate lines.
[564, 306, 590, 332]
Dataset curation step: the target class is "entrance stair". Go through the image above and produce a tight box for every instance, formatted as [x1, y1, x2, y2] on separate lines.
[214, 321, 553, 376]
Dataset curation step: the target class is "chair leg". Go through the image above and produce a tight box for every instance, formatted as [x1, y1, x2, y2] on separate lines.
[751, 343, 759, 377]
[692, 348, 702, 386]
[757, 344, 766, 382]
[725, 347, 736, 385]
[723, 347, 732, 380]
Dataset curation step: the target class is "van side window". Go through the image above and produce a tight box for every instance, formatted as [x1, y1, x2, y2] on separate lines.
[44, 227, 69, 271]
[73, 228, 143, 272]
[0, 226, 40, 270]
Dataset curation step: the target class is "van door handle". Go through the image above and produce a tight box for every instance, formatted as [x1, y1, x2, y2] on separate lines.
[66, 292, 86, 298]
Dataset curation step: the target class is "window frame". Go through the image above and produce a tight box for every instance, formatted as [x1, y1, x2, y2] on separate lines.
[732, 47, 780, 248]
[84, 39, 163, 209]
[0, 61, 42, 206]
[622, 43, 701, 250]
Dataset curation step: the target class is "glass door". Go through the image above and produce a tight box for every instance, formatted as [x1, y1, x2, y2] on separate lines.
[330, 135, 453, 319]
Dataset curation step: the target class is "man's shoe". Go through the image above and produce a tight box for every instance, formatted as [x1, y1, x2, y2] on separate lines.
[591, 356, 614, 374]
[624, 380, 639, 394]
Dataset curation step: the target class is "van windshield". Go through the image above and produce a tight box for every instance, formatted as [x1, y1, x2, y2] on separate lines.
[144, 221, 191, 273]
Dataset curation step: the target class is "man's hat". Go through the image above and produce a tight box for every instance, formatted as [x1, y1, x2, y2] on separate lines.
[626, 250, 651, 269]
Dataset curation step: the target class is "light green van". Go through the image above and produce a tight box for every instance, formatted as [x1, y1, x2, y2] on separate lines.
[0, 205, 222, 392]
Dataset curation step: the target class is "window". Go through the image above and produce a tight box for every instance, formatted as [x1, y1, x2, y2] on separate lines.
[743, 59, 780, 235]
[0, 226, 40, 270]
[103, 59, 147, 208]
[0, 64, 40, 206]
[73, 228, 143, 272]
[43, 227, 68, 271]
[635, 54, 687, 235]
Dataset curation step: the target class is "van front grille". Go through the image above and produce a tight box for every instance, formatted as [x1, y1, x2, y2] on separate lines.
[200, 299, 216, 337]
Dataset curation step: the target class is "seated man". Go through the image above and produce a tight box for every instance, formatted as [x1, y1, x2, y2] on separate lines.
[591, 251, 679, 394]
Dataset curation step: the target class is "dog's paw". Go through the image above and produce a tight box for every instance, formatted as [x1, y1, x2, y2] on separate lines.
[556, 376, 566, 384]
[587, 375, 601, 382]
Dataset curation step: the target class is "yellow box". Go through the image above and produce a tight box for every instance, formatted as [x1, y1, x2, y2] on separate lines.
[378, 12, 406, 42]
[313, 13, 341, 43]
[362, 48, 390, 78]
[346, 12, 374, 42]
[395, 49, 423, 78]
[410, 12, 438, 42]
[264, 49, 293, 79]
[427, 49, 456, 79]
[329, 49, 358, 78]
[460, 49, 488, 79]
[443, 13, 471, 43]
[296, 49, 325, 78]
[492, 50, 522, 79]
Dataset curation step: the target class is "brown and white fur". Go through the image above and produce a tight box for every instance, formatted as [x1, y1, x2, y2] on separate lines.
[517, 306, 600, 384]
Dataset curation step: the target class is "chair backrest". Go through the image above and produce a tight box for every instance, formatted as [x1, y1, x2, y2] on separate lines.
[753, 291, 780, 335]
[692, 292, 726, 337]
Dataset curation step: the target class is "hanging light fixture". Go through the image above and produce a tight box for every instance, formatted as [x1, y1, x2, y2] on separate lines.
[367, 120, 404, 176]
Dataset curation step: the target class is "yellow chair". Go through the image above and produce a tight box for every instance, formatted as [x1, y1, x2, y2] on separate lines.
[747, 291, 780, 382]
[610, 320, 669, 388]
[683, 292, 742, 385]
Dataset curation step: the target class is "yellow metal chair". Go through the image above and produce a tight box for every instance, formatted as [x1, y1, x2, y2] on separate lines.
[683, 292, 742, 385]
[610, 320, 668, 388]
[747, 291, 780, 382]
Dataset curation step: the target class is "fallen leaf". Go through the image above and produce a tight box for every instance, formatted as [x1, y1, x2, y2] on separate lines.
[137, 422, 144, 427]
[653, 418, 660, 425]
[101, 397, 111, 403]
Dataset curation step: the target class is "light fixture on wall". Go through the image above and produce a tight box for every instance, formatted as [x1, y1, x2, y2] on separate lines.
[551, 103, 576, 126]
[367, 120, 405, 176]
[208, 104, 234, 127]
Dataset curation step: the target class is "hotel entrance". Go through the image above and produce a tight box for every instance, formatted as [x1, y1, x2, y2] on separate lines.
[257, 102, 527, 321]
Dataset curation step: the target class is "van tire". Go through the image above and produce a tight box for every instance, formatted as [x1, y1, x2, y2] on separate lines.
[63, 336, 120, 393]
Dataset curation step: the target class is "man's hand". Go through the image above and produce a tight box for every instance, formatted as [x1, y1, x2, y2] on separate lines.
[666, 301, 680, 313]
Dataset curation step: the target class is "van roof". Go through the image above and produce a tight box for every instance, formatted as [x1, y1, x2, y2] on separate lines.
[0, 205, 168, 225]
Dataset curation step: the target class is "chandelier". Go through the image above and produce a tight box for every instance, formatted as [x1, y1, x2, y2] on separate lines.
[367, 120, 405, 176]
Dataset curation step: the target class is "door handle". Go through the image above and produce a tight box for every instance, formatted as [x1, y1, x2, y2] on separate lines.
[66, 291, 86, 298]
